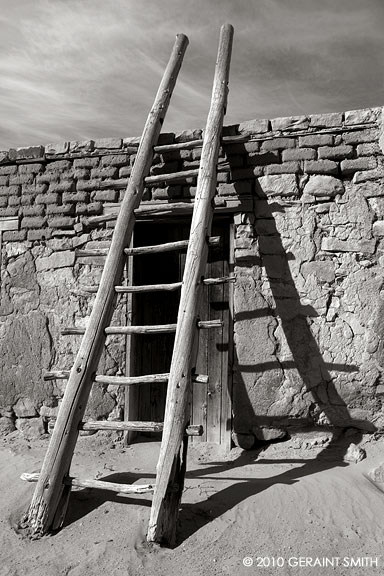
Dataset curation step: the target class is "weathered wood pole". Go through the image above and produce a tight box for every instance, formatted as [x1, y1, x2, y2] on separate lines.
[22, 33, 189, 537]
[147, 23, 234, 546]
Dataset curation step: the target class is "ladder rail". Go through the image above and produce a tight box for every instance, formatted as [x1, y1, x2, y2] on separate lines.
[23, 33, 189, 538]
[147, 23, 234, 545]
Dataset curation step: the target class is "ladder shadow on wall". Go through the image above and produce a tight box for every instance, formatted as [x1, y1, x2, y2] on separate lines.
[176, 163, 376, 545]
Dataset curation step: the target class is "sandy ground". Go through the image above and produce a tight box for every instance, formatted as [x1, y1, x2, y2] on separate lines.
[1, 429, 384, 576]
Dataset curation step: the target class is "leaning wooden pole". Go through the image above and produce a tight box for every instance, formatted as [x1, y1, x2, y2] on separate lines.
[22, 33, 189, 538]
[147, 23, 234, 546]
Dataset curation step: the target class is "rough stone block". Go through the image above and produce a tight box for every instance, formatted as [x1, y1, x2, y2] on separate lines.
[340, 157, 377, 174]
[0, 165, 17, 175]
[36, 249, 75, 271]
[238, 118, 270, 134]
[35, 192, 60, 205]
[48, 216, 75, 229]
[20, 205, 45, 217]
[79, 202, 103, 215]
[0, 185, 20, 196]
[282, 148, 316, 161]
[69, 168, 90, 181]
[231, 431, 255, 450]
[257, 174, 298, 197]
[310, 112, 343, 128]
[261, 138, 295, 151]
[91, 166, 119, 179]
[16, 417, 45, 438]
[22, 184, 48, 196]
[20, 194, 34, 206]
[8, 196, 21, 207]
[301, 260, 335, 283]
[0, 207, 18, 217]
[0, 151, 9, 164]
[94, 137, 122, 149]
[357, 142, 381, 156]
[77, 179, 101, 191]
[73, 157, 99, 169]
[253, 426, 287, 441]
[3, 230, 26, 242]
[101, 154, 128, 167]
[353, 167, 384, 184]
[93, 189, 119, 202]
[9, 145, 45, 161]
[46, 204, 75, 215]
[69, 140, 94, 152]
[321, 237, 375, 253]
[299, 134, 333, 147]
[9, 174, 35, 186]
[62, 191, 89, 203]
[304, 160, 339, 175]
[36, 172, 59, 184]
[265, 162, 300, 175]
[218, 181, 252, 196]
[45, 141, 69, 155]
[0, 416, 16, 436]
[119, 166, 131, 178]
[174, 129, 202, 143]
[303, 175, 344, 198]
[318, 145, 353, 160]
[344, 107, 381, 125]
[13, 397, 37, 418]
[248, 151, 279, 166]
[46, 160, 72, 171]
[19, 163, 45, 174]
[48, 181, 75, 193]
[368, 462, 384, 482]
[20, 216, 47, 229]
[27, 229, 52, 241]
[373, 221, 384, 236]
[342, 128, 378, 145]
[0, 175, 9, 186]
[271, 115, 309, 131]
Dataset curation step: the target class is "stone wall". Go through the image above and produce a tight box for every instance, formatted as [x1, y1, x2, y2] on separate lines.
[1, 106, 384, 442]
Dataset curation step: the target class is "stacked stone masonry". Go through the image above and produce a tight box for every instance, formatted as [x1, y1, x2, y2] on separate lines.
[1, 106, 384, 443]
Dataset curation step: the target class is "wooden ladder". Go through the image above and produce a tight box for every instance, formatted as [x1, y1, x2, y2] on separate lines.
[21, 23, 234, 547]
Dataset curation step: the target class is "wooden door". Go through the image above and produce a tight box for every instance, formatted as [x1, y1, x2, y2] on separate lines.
[126, 218, 232, 447]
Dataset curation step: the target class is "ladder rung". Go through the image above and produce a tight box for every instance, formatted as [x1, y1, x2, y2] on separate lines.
[202, 275, 236, 285]
[106, 324, 177, 335]
[76, 249, 108, 257]
[124, 235, 220, 256]
[115, 278, 234, 293]
[62, 320, 223, 336]
[153, 134, 248, 153]
[81, 420, 164, 432]
[144, 168, 199, 186]
[43, 370, 70, 381]
[20, 473, 154, 494]
[43, 371, 209, 384]
[115, 282, 182, 293]
[75, 276, 232, 296]
[79, 421, 203, 436]
[95, 373, 170, 385]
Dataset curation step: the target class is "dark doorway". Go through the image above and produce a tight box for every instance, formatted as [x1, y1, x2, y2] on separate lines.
[126, 217, 233, 447]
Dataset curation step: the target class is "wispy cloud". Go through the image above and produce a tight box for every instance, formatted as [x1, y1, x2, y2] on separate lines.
[0, 0, 383, 148]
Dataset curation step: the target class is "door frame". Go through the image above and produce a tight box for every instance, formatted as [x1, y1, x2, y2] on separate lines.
[124, 216, 234, 450]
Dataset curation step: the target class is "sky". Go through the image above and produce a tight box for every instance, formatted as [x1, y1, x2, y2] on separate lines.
[0, 0, 383, 149]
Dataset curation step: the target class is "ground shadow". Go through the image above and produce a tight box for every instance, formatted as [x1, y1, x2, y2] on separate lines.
[63, 471, 153, 529]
